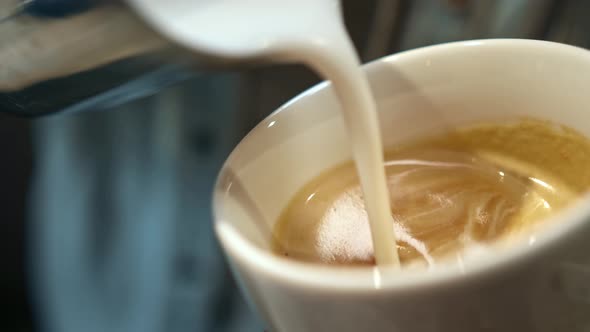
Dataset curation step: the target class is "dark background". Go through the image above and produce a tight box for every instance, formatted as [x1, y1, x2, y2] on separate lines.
[0, 115, 33, 332]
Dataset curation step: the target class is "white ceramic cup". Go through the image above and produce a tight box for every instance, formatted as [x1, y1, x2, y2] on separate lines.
[213, 39, 590, 332]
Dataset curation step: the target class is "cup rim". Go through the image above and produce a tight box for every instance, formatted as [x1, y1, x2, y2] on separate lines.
[213, 38, 590, 292]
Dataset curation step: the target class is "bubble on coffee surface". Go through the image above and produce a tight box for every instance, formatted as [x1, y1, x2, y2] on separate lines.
[273, 148, 575, 267]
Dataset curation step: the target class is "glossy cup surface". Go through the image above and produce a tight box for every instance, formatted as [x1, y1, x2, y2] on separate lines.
[214, 39, 590, 332]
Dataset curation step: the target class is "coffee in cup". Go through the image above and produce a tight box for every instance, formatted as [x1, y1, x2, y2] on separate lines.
[273, 119, 590, 268]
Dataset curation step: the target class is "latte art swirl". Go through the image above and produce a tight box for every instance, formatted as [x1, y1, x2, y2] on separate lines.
[385, 153, 549, 264]
[274, 148, 575, 267]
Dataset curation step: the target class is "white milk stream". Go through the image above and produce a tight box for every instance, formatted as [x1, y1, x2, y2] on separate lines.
[128, 0, 400, 266]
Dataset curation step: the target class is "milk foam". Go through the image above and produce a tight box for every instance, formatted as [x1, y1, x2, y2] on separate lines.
[274, 146, 575, 267]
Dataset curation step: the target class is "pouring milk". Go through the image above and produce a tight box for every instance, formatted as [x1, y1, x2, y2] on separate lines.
[127, 0, 400, 266]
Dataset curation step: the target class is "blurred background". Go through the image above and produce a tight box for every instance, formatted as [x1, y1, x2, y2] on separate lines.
[3, 0, 590, 330]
